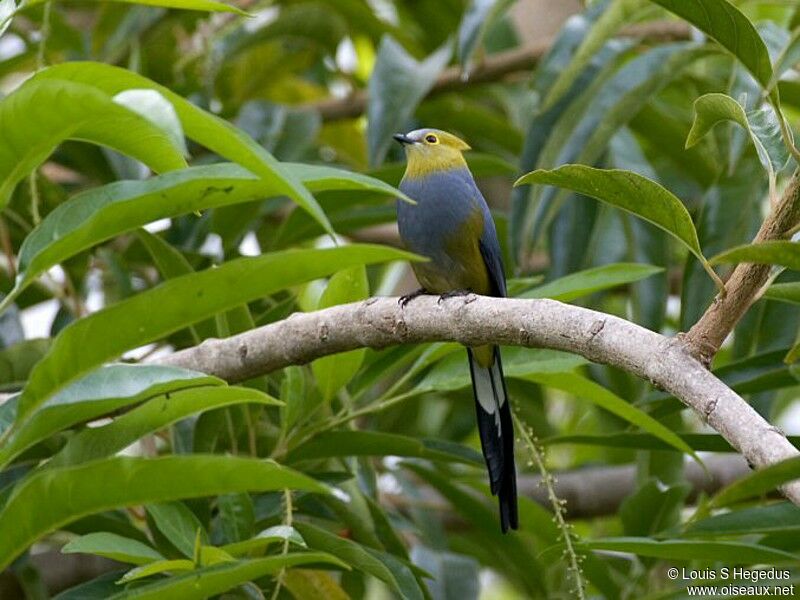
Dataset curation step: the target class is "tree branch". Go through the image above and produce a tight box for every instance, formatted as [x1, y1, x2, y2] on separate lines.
[683, 172, 800, 365]
[305, 21, 690, 122]
[385, 454, 751, 523]
[156, 295, 800, 505]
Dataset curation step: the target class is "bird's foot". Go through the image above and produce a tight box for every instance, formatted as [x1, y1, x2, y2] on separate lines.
[398, 288, 428, 308]
[438, 289, 472, 304]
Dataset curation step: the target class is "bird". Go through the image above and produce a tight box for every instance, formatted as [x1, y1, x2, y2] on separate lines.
[393, 128, 518, 533]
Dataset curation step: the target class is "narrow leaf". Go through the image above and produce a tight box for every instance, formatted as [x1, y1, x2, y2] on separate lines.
[287, 431, 482, 465]
[34, 62, 332, 235]
[521, 262, 663, 301]
[109, 553, 345, 599]
[367, 37, 451, 166]
[311, 266, 369, 402]
[0, 364, 221, 468]
[48, 386, 278, 469]
[528, 373, 699, 459]
[686, 93, 790, 194]
[713, 455, 800, 506]
[0, 455, 328, 570]
[765, 282, 800, 305]
[16, 245, 417, 420]
[711, 241, 800, 270]
[583, 536, 798, 563]
[62, 532, 164, 565]
[646, 0, 773, 89]
[457, 0, 514, 74]
[0, 78, 186, 208]
[516, 165, 722, 287]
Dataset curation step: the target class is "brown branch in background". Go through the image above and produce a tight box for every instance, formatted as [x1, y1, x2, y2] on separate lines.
[305, 21, 691, 122]
[154, 295, 800, 506]
[683, 173, 800, 365]
[385, 454, 751, 524]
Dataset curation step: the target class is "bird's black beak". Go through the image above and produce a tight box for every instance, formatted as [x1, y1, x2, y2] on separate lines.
[393, 133, 414, 145]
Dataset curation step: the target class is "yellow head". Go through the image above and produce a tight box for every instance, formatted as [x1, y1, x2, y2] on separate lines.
[393, 128, 470, 179]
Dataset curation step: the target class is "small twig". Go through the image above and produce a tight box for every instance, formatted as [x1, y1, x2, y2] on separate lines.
[27, 172, 41, 227]
[269, 489, 293, 600]
[36, 1, 52, 69]
[513, 411, 585, 600]
[0, 219, 16, 281]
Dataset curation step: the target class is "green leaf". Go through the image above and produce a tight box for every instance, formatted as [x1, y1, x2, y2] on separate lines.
[47, 387, 279, 468]
[0, 78, 186, 209]
[772, 28, 800, 89]
[712, 455, 800, 507]
[620, 479, 690, 536]
[415, 347, 585, 395]
[684, 503, 800, 537]
[457, 0, 514, 74]
[367, 36, 451, 166]
[62, 532, 164, 565]
[405, 463, 546, 596]
[515, 43, 710, 255]
[110, 553, 345, 599]
[521, 262, 663, 301]
[515, 165, 722, 288]
[528, 373, 699, 459]
[646, 0, 773, 89]
[312, 266, 369, 402]
[222, 526, 306, 557]
[0, 364, 222, 468]
[113, 89, 187, 155]
[686, 93, 790, 192]
[712, 241, 800, 269]
[295, 522, 424, 600]
[541, 0, 653, 112]
[16, 245, 417, 421]
[21, 0, 246, 14]
[0, 0, 15, 39]
[543, 432, 743, 452]
[147, 502, 207, 558]
[765, 282, 800, 305]
[216, 494, 255, 544]
[284, 163, 411, 202]
[287, 431, 483, 465]
[135, 228, 255, 345]
[582, 536, 798, 563]
[33, 62, 332, 235]
[0, 338, 50, 393]
[117, 559, 194, 583]
[8, 162, 403, 309]
[0, 455, 329, 570]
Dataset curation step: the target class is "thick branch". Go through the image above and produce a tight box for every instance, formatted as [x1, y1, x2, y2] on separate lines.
[305, 21, 690, 121]
[157, 295, 800, 504]
[684, 173, 800, 364]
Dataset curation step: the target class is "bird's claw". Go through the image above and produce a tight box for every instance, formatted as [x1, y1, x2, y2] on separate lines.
[437, 289, 472, 304]
[398, 288, 427, 308]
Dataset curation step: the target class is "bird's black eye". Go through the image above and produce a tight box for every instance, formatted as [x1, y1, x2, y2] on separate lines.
[425, 134, 438, 144]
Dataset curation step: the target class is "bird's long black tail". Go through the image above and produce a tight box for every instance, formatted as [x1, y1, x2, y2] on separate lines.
[467, 346, 518, 533]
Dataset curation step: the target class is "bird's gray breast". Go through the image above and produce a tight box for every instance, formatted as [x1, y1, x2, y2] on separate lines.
[396, 169, 477, 260]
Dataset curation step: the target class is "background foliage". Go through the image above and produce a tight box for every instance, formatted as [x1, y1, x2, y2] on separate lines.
[0, 0, 800, 598]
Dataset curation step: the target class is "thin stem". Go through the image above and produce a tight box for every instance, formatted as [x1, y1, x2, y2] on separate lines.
[513, 411, 586, 600]
[28, 172, 41, 227]
[774, 99, 800, 166]
[0, 218, 16, 280]
[36, 1, 52, 69]
[270, 489, 293, 600]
